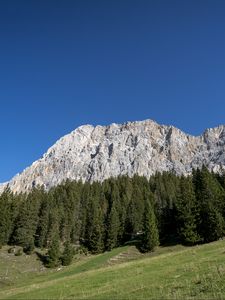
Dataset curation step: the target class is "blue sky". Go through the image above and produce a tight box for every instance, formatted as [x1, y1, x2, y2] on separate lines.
[0, 0, 225, 182]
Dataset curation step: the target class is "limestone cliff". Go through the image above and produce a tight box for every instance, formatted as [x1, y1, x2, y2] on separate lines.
[1, 119, 225, 193]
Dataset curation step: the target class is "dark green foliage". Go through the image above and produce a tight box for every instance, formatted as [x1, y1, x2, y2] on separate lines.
[84, 183, 104, 253]
[35, 195, 50, 248]
[141, 198, 159, 252]
[150, 172, 179, 243]
[1, 168, 225, 259]
[61, 241, 74, 266]
[106, 203, 120, 250]
[116, 177, 132, 243]
[79, 182, 91, 242]
[124, 176, 146, 239]
[23, 239, 35, 255]
[175, 176, 201, 245]
[46, 235, 61, 268]
[0, 189, 14, 245]
[105, 182, 120, 250]
[193, 167, 225, 242]
[11, 189, 42, 248]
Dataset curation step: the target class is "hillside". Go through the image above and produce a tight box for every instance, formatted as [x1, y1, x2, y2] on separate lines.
[1, 119, 225, 193]
[1, 240, 225, 299]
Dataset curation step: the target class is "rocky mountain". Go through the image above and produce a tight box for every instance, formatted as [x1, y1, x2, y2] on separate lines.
[1, 119, 225, 194]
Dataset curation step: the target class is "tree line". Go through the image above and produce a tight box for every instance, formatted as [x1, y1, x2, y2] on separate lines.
[0, 166, 225, 265]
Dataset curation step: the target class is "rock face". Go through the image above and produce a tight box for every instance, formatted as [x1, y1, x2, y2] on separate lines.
[1, 119, 225, 194]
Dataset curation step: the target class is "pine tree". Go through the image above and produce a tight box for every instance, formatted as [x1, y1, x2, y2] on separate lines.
[193, 167, 225, 242]
[11, 189, 41, 251]
[61, 241, 74, 266]
[84, 184, 104, 253]
[124, 177, 145, 240]
[105, 181, 121, 250]
[116, 176, 132, 243]
[175, 176, 201, 245]
[79, 182, 91, 243]
[67, 181, 82, 244]
[106, 203, 120, 250]
[45, 194, 61, 248]
[46, 235, 61, 268]
[151, 172, 179, 242]
[0, 189, 14, 246]
[35, 194, 50, 248]
[141, 199, 159, 252]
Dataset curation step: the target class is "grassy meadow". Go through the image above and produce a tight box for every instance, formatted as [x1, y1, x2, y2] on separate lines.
[1, 240, 225, 299]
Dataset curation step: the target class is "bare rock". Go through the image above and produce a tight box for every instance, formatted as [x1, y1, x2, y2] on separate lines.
[1, 119, 225, 194]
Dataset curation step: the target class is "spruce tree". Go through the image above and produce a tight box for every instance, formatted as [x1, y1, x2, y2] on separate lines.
[193, 167, 225, 242]
[105, 181, 121, 250]
[124, 177, 145, 240]
[0, 189, 13, 246]
[61, 241, 74, 266]
[84, 184, 104, 253]
[46, 235, 61, 268]
[151, 172, 179, 242]
[35, 195, 50, 248]
[141, 199, 159, 252]
[175, 176, 201, 245]
[117, 176, 132, 243]
[106, 203, 120, 250]
[11, 189, 41, 250]
[45, 197, 60, 248]
[79, 182, 91, 243]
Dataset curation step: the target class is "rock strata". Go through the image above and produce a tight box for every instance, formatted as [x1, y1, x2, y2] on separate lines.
[1, 119, 225, 193]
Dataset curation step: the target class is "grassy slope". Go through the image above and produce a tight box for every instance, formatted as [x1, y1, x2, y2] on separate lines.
[1, 240, 225, 299]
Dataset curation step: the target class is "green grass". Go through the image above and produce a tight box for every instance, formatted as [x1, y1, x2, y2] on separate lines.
[1, 240, 225, 299]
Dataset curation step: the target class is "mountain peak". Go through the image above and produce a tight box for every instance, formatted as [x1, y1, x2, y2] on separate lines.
[1, 119, 225, 194]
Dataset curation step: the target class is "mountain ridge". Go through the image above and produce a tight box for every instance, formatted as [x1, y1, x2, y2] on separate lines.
[1, 119, 225, 194]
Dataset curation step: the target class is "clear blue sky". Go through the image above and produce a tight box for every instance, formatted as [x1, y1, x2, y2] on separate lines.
[0, 0, 225, 182]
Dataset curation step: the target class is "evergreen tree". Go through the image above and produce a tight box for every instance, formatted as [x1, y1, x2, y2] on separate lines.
[43, 191, 61, 248]
[46, 235, 61, 268]
[141, 198, 159, 252]
[124, 176, 145, 240]
[0, 189, 14, 246]
[61, 241, 74, 266]
[117, 176, 132, 243]
[35, 194, 50, 248]
[79, 183, 91, 242]
[11, 189, 42, 251]
[175, 176, 201, 245]
[1, 171, 225, 255]
[106, 203, 120, 250]
[193, 167, 225, 242]
[151, 172, 179, 243]
[84, 184, 104, 253]
[67, 181, 82, 244]
[105, 181, 121, 250]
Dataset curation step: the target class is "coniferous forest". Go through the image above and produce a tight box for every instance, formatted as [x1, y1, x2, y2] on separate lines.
[1, 166, 225, 267]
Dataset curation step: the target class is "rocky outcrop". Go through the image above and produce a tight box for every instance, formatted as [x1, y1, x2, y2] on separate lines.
[1, 119, 225, 194]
